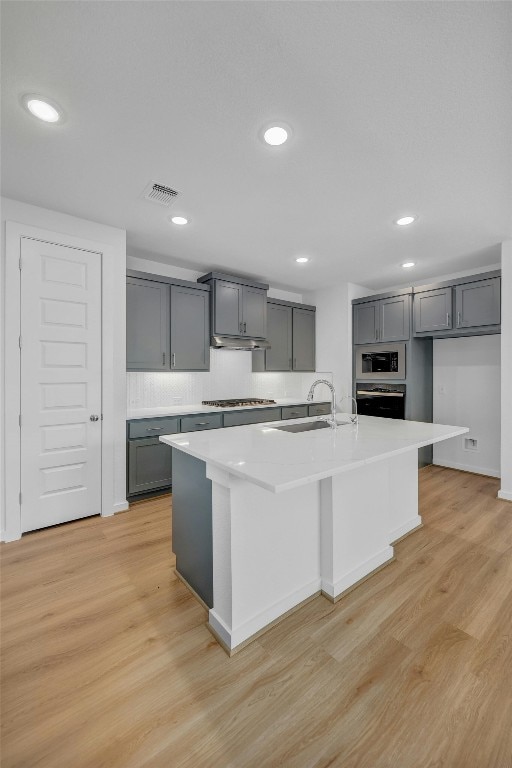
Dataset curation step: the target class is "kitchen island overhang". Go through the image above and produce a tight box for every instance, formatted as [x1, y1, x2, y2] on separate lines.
[162, 415, 468, 655]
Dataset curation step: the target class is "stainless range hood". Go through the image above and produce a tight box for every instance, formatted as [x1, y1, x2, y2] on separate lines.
[211, 335, 271, 350]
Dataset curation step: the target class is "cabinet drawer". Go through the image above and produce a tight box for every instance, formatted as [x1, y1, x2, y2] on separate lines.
[223, 407, 281, 427]
[309, 403, 330, 417]
[128, 417, 180, 439]
[180, 413, 223, 432]
[282, 405, 308, 420]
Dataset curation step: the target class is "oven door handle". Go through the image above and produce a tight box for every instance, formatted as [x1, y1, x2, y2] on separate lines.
[356, 391, 404, 397]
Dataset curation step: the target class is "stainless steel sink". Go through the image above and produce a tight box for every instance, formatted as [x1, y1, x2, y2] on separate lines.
[275, 421, 332, 433]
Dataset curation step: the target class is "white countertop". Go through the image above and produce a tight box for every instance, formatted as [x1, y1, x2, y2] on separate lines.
[127, 398, 327, 420]
[160, 415, 469, 493]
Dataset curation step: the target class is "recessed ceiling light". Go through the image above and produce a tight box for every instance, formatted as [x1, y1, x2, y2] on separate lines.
[295, 257, 309, 263]
[170, 216, 188, 226]
[263, 125, 288, 146]
[395, 216, 416, 226]
[402, 262, 415, 269]
[21, 94, 63, 123]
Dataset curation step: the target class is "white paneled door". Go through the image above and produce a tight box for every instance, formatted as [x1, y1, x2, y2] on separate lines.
[20, 238, 102, 532]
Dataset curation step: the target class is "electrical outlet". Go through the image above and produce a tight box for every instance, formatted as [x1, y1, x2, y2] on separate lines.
[464, 437, 479, 451]
[172, 397, 183, 404]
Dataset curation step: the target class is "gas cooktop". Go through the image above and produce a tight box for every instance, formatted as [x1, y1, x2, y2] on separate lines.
[202, 398, 276, 408]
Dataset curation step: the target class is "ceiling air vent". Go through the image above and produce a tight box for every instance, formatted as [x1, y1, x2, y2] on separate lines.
[142, 181, 179, 207]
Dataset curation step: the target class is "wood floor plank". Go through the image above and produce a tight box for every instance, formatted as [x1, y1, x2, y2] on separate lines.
[1, 467, 511, 767]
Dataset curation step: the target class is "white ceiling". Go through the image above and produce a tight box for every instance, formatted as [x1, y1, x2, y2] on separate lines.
[2, 1, 511, 291]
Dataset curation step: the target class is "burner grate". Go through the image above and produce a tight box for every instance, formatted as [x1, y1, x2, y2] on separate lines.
[202, 398, 276, 408]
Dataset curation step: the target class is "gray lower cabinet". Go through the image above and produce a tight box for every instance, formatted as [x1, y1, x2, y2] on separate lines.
[309, 403, 331, 417]
[292, 308, 316, 371]
[455, 277, 500, 328]
[282, 405, 308, 419]
[414, 288, 452, 333]
[128, 437, 173, 495]
[127, 277, 169, 370]
[353, 301, 380, 344]
[223, 408, 282, 427]
[170, 285, 209, 371]
[180, 413, 223, 432]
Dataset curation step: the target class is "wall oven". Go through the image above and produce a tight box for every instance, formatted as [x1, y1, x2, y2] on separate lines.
[356, 384, 406, 420]
[355, 342, 405, 381]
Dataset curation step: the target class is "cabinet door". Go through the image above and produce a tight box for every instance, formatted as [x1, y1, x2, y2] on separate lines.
[455, 278, 501, 329]
[223, 408, 282, 427]
[170, 285, 210, 371]
[243, 286, 267, 338]
[414, 288, 452, 333]
[292, 308, 316, 371]
[127, 438, 172, 495]
[265, 303, 292, 370]
[353, 301, 379, 344]
[127, 277, 169, 370]
[380, 295, 410, 341]
[212, 280, 243, 336]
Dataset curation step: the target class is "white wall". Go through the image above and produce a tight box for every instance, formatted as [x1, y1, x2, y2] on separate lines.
[500, 241, 512, 500]
[306, 282, 373, 406]
[433, 335, 501, 477]
[0, 197, 127, 537]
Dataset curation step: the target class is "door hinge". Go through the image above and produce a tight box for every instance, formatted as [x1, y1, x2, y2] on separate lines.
[19, 414, 22, 427]
[18, 336, 22, 349]
[19, 257, 22, 271]
[19, 492, 22, 505]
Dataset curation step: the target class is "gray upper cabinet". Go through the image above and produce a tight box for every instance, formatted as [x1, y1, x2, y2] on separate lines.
[127, 277, 169, 370]
[199, 272, 269, 339]
[212, 280, 243, 336]
[243, 286, 267, 338]
[127, 271, 210, 372]
[354, 294, 410, 344]
[380, 295, 410, 342]
[353, 301, 380, 344]
[293, 308, 316, 371]
[170, 285, 209, 371]
[253, 300, 316, 372]
[455, 277, 501, 329]
[414, 288, 452, 333]
[265, 303, 293, 371]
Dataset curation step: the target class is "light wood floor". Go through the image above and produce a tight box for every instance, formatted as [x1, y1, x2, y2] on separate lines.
[1, 466, 511, 768]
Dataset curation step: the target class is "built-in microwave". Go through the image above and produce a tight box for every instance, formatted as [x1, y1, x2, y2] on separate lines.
[355, 342, 406, 380]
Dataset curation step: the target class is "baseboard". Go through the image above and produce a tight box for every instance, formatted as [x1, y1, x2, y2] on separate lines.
[389, 517, 422, 544]
[322, 545, 394, 601]
[110, 501, 129, 515]
[209, 578, 322, 653]
[498, 489, 512, 502]
[433, 461, 500, 479]
[0, 527, 22, 543]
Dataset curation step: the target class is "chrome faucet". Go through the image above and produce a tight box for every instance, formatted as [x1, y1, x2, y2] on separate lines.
[307, 379, 337, 427]
[338, 395, 358, 425]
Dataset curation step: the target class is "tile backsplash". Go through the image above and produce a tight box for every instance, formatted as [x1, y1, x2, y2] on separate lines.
[127, 350, 333, 408]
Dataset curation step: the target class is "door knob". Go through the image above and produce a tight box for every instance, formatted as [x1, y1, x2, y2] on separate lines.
[89, 415, 99, 422]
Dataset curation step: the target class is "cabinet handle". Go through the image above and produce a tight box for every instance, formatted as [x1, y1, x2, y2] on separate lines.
[195, 422, 209, 426]
[446, 313, 450, 327]
[457, 311, 461, 327]
[162, 352, 165, 365]
[146, 427, 163, 432]
[239, 321, 243, 334]
[243, 321, 247, 333]
[172, 352, 176, 367]
[375, 328, 378, 341]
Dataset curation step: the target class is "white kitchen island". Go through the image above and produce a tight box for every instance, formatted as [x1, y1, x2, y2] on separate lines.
[161, 415, 468, 654]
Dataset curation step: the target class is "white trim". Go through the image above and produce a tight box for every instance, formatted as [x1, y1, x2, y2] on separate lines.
[433, 460, 500, 479]
[111, 501, 130, 515]
[3, 221, 127, 541]
[210, 578, 322, 650]
[389, 516, 422, 544]
[497, 490, 512, 502]
[321, 546, 394, 599]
